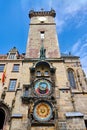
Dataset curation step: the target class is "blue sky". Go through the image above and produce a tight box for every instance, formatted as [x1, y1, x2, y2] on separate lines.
[0, 0, 87, 76]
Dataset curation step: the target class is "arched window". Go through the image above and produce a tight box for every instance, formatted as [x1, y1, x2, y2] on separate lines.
[68, 69, 76, 89]
[0, 109, 5, 129]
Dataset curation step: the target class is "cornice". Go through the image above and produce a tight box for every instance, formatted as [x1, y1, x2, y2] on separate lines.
[29, 9, 56, 18]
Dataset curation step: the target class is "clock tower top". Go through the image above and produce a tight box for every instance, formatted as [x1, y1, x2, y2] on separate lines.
[26, 9, 60, 58]
[29, 9, 56, 18]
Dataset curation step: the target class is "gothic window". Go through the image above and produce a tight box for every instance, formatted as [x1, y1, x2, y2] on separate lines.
[8, 79, 17, 91]
[68, 69, 76, 89]
[0, 64, 5, 72]
[0, 109, 5, 129]
[12, 64, 19, 72]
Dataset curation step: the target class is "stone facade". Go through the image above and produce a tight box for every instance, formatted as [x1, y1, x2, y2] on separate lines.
[0, 9, 87, 130]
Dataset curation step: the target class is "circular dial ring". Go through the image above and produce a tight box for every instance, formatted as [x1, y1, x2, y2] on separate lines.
[33, 101, 53, 122]
[34, 79, 52, 96]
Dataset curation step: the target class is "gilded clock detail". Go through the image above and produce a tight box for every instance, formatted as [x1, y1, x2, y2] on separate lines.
[33, 101, 52, 122]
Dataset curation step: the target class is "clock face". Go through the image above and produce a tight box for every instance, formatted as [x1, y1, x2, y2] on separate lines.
[38, 17, 46, 21]
[34, 79, 52, 96]
[33, 101, 52, 122]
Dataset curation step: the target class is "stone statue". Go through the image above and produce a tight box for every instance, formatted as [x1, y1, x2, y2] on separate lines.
[40, 40, 46, 60]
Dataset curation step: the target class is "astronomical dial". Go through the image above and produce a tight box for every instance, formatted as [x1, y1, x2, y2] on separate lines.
[33, 101, 52, 122]
[34, 79, 52, 96]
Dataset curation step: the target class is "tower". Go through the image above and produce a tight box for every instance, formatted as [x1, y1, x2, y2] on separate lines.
[26, 9, 60, 58]
[0, 9, 87, 130]
[25, 9, 60, 130]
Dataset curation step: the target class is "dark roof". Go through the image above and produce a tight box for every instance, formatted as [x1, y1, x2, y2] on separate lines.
[61, 53, 79, 58]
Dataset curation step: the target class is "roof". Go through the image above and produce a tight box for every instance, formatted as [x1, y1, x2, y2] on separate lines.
[61, 53, 79, 59]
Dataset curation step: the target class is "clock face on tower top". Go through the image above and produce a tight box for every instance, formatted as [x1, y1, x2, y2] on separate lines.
[34, 79, 52, 96]
[38, 17, 46, 21]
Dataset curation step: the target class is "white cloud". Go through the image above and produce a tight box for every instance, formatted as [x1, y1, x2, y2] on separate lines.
[49, 1, 87, 76]
[72, 41, 81, 54]
[52, 0, 87, 32]
[71, 34, 87, 77]
[20, 0, 87, 30]
[81, 55, 87, 77]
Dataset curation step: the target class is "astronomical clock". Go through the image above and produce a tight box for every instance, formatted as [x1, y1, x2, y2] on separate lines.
[33, 100, 53, 122]
[24, 60, 58, 127]
[34, 79, 52, 96]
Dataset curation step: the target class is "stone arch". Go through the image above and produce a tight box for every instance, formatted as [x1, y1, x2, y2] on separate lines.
[0, 101, 11, 129]
[35, 61, 56, 74]
[0, 108, 5, 129]
[35, 61, 51, 68]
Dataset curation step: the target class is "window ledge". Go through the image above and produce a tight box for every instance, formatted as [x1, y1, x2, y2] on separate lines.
[12, 71, 19, 72]
[11, 114, 23, 118]
[7, 90, 16, 92]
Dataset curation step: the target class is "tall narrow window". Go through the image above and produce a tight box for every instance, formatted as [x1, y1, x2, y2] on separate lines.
[23, 88, 29, 97]
[0, 109, 5, 129]
[0, 64, 5, 72]
[8, 79, 17, 91]
[44, 71, 49, 76]
[36, 71, 41, 76]
[68, 69, 76, 89]
[85, 120, 87, 129]
[40, 31, 45, 40]
[12, 64, 19, 72]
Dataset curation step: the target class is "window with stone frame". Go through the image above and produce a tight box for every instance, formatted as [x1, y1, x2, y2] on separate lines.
[40, 31, 45, 40]
[44, 71, 49, 76]
[23, 87, 29, 97]
[8, 79, 17, 91]
[36, 71, 41, 76]
[12, 64, 20, 72]
[0, 64, 5, 72]
[68, 69, 76, 89]
[8, 53, 16, 59]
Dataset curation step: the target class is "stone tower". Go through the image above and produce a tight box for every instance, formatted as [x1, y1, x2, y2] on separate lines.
[0, 9, 87, 130]
[26, 9, 60, 58]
